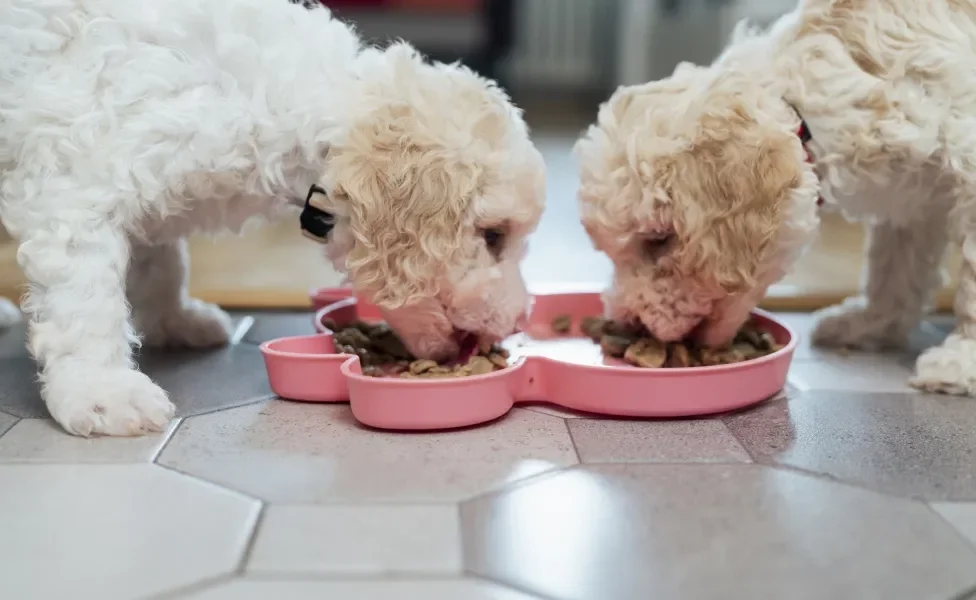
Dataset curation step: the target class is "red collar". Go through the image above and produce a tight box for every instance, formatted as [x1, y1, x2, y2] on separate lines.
[796, 118, 824, 207]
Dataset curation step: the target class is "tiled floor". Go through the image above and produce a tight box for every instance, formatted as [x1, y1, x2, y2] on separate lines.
[1, 312, 976, 600]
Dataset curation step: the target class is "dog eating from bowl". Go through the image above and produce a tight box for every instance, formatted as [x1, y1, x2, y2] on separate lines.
[576, 0, 976, 395]
[0, 0, 545, 436]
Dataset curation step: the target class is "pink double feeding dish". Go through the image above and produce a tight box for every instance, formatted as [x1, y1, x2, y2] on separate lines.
[259, 287, 797, 431]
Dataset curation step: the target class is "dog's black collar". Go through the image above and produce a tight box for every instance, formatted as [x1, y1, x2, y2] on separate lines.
[300, 184, 334, 243]
[789, 103, 813, 144]
[797, 118, 812, 144]
[789, 103, 823, 207]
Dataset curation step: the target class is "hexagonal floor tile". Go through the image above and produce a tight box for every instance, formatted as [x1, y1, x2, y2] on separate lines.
[0, 418, 180, 463]
[566, 419, 750, 463]
[136, 344, 271, 415]
[181, 577, 541, 600]
[461, 464, 976, 600]
[787, 354, 918, 393]
[0, 464, 259, 599]
[157, 401, 578, 502]
[0, 343, 270, 418]
[246, 504, 461, 575]
[724, 391, 976, 500]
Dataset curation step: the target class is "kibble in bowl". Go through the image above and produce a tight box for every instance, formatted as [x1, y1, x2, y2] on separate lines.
[564, 315, 784, 368]
[322, 318, 509, 378]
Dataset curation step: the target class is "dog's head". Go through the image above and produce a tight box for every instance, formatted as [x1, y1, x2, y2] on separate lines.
[576, 62, 819, 347]
[318, 43, 545, 360]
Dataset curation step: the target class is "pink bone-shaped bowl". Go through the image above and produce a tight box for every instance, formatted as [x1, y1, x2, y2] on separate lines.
[260, 288, 797, 430]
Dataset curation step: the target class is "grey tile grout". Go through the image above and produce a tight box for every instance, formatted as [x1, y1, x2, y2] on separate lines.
[149, 418, 185, 463]
[550, 461, 976, 504]
[155, 460, 485, 506]
[924, 502, 976, 558]
[261, 500, 463, 508]
[465, 572, 556, 600]
[563, 418, 582, 465]
[751, 461, 976, 503]
[461, 466, 572, 505]
[234, 572, 511, 583]
[152, 461, 265, 503]
[249, 572, 452, 581]
[138, 574, 237, 600]
[236, 502, 268, 575]
[175, 394, 274, 419]
[716, 420, 754, 463]
[0, 414, 19, 439]
[244, 568, 469, 581]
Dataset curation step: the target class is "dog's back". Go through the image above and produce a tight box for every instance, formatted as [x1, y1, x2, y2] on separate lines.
[0, 0, 363, 234]
[793, 0, 976, 87]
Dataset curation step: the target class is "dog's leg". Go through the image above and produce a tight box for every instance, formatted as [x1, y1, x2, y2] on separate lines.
[18, 222, 175, 436]
[812, 211, 949, 350]
[128, 238, 232, 348]
[912, 230, 976, 395]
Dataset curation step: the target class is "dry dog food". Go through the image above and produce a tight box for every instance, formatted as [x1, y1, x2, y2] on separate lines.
[550, 314, 573, 334]
[322, 318, 509, 378]
[560, 315, 783, 368]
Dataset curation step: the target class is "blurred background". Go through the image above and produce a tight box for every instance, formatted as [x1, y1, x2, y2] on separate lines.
[0, 0, 957, 311]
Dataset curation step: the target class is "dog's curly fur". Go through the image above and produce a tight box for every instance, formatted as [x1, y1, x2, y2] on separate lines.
[0, 0, 545, 436]
[577, 0, 976, 395]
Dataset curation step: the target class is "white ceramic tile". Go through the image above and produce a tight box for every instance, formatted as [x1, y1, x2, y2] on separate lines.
[462, 464, 976, 600]
[181, 578, 540, 600]
[788, 355, 917, 393]
[248, 504, 462, 575]
[0, 464, 259, 599]
[0, 418, 180, 463]
[932, 503, 976, 548]
[159, 402, 577, 503]
[568, 419, 751, 463]
[0, 411, 16, 437]
[725, 391, 976, 501]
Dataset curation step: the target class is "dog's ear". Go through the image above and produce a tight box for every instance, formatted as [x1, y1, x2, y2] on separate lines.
[655, 105, 801, 293]
[326, 119, 479, 309]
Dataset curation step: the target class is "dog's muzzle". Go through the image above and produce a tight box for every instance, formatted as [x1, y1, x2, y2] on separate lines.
[300, 184, 334, 243]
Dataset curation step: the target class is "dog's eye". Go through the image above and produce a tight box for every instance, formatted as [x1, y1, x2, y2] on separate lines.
[642, 232, 675, 260]
[481, 228, 505, 257]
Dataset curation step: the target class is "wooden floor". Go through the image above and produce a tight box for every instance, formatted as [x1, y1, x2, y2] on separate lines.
[0, 211, 959, 311]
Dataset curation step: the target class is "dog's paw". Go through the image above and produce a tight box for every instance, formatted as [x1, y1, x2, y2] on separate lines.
[911, 334, 976, 396]
[0, 297, 21, 328]
[140, 299, 233, 349]
[811, 301, 909, 351]
[45, 367, 175, 437]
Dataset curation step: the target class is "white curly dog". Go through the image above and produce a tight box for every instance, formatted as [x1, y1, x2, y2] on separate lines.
[0, 0, 545, 436]
[576, 0, 976, 395]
